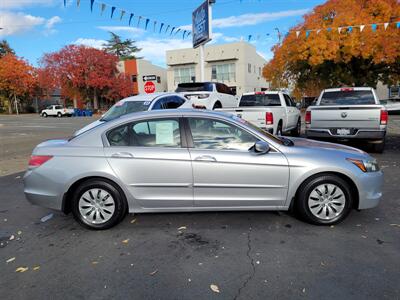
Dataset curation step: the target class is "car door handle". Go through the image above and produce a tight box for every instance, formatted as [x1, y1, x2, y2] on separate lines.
[194, 155, 217, 162]
[111, 152, 134, 158]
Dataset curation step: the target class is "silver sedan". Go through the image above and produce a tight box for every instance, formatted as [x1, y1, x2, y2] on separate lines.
[24, 109, 383, 229]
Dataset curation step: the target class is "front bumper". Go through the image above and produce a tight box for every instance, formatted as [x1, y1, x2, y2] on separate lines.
[356, 170, 384, 209]
[306, 128, 386, 141]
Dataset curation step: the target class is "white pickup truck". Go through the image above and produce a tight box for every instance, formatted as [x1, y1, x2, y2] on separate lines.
[41, 105, 74, 117]
[305, 87, 388, 152]
[218, 91, 301, 136]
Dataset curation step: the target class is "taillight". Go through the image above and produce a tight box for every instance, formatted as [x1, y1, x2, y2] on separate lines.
[265, 112, 273, 125]
[305, 111, 311, 124]
[340, 87, 354, 92]
[28, 155, 53, 168]
[380, 109, 388, 125]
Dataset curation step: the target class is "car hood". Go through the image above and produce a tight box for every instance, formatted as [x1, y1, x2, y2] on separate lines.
[288, 137, 366, 156]
[73, 119, 104, 136]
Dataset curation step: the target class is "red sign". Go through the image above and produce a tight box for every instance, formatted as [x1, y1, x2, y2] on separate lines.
[144, 81, 156, 94]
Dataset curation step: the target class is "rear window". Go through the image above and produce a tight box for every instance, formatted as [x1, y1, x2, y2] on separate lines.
[101, 100, 151, 122]
[320, 90, 376, 105]
[239, 94, 281, 107]
[176, 83, 213, 92]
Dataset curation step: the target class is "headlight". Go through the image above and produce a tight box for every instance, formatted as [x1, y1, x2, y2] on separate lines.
[347, 158, 379, 172]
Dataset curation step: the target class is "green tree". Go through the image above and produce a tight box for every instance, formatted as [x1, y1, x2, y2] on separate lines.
[0, 40, 15, 58]
[103, 32, 142, 60]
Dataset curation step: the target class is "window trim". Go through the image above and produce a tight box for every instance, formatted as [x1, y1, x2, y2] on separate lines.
[184, 116, 272, 153]
[103, 117, 187, 149]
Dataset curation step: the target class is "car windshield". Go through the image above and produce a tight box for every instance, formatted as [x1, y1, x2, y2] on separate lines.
[239, 94, 281, 107]
[101, 100, 152, 121]
[229, 115, 289, 146]
[320, 90, 376, 105]
[175, 83, 213, 92]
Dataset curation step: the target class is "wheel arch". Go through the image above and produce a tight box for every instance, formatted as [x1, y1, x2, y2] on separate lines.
[62, 176, 127, 214]
[290, 171, 359, 211]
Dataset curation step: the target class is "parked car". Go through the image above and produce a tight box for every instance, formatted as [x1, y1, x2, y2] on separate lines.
[41, 105, 74, 117]
[306, 87, 388, 153]
[218, 91, 301, 136]
[380, 98, 400, 114]
[74, 92, 191, 136]
[176, 82, 238, 109]
[24, 109, 383, 230]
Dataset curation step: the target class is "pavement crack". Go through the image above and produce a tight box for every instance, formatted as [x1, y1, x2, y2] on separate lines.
[233, 227, 256, 300]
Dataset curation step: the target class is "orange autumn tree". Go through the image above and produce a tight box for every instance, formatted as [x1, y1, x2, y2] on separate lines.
[263, 0, 400, 98]
[0, 54, 37, 114]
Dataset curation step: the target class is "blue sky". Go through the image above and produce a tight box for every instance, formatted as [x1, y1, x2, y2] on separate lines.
[0, 0, 324, 66]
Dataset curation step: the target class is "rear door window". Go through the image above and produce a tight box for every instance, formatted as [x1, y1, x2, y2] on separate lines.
[239, 94, 281, 107]
[320, 90, 376, 105]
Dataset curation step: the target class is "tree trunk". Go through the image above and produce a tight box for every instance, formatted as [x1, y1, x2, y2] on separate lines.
[73, 95, 78, 108]
[14, 94, 19, 115]
[93, 89, 98, 110]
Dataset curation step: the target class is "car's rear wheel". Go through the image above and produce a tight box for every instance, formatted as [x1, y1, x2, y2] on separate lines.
[291, 118, 301, 137]
[71, 179, 127, 230]
[372, 139, 385, 153]
[276, 122, 283, 136]
[42, 112, 47, 118]
[57, 112, 62, 118]
[295, 174, 353, 225]
[212, 101, 222, 110]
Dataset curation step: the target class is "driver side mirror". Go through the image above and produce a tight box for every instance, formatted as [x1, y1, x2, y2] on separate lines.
[254, 141, 270, 154]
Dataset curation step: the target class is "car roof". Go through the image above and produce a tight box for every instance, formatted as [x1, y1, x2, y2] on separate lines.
[242, 91, 281, 95]
[119, 92, 181, 102]
[323, 87, 374, 92]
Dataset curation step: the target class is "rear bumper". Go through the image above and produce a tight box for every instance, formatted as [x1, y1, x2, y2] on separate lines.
[306, 128, 386, 140]
[357, 171, 384, 209]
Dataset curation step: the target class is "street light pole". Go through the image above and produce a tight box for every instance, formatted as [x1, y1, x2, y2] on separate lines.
[199, 1, 214, 82]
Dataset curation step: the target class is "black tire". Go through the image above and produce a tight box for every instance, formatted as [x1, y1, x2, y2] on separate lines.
[295, 174, 353, 225]
[212, 101, 222, 110]
[291, 118, 301, 137]
[57, 112, 62, 118]
[276, 122, 283, 136]
[42, 112, 48, 118]
[372, 139, 385, 153]
[71, 179, 128, 230]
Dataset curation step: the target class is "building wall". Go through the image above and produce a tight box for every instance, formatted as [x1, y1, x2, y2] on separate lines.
[166, 42, 269, 95]
[118, 59, 167, 95]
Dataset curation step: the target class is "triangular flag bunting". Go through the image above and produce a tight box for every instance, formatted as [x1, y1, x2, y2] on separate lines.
[111, 6, 116, 19]
[248, 35, 252, 42]
[384, 23, 389, 30]
[137, 16, 142, 27]
[316, 29, 321, 35]
[159, 23, 164, 33]
[120, 10, 125, 21]
[153, 21, 157, 32]
[338, 27, 342, 33]
[128, 13, 134, 26]
[77, 0, 80, 7]
[170, 27, 176, 35]
[145, 18, 150, 30]
[165, 25, 170, 34]
[100, 3, 106, 15]
[348, 26, 352, 33]
[397, 22, 400, 29]
[90, 0, 95, 12]
[371, 24, 377, 31]
[360, 25, 365, 32]
[64, 0, 66, 7]
[305, 30, 310, 38]
[296, 31, 300, 38]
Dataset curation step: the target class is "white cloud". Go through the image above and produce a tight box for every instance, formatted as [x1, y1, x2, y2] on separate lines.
[180, 8, 309, 30]
[73, 38, 107, 49]
[97, 26, 144, 37]
[45, 16, 61, 29]
[0, 12, 45, 36]
[0, 0, 54, 9]
[137, 38, 192, 66]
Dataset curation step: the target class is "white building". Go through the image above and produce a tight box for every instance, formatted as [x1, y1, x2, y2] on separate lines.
[166, 42, 269, 95]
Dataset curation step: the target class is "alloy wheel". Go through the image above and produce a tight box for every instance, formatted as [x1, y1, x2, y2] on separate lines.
[78, 188, 115, 224]
[308, 183, 346, 220]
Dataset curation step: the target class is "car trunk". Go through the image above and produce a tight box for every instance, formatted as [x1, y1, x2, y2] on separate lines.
[309, 105, 382, 128]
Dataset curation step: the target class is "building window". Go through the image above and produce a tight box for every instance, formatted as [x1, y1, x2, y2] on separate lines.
[131, 75, 137, 83]
[157, 76, 161, 84]
[211, 63, 235, 82]
[174, 66, 195, 84]
[248, 63, 251, 73]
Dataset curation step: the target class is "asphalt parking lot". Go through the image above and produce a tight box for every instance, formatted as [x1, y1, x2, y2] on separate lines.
[1, 114, 400, 299]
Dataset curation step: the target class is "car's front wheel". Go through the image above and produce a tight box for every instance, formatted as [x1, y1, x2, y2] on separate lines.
[295, 174, 353, 225]
[42, 112, 47, 118]
[71, 179, 128, 230]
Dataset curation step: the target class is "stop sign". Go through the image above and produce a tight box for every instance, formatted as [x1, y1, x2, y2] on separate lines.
[144, 81, 156, 94]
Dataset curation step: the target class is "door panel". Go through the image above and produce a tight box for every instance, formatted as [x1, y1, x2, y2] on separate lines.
[104, 118, 193, 208]
[186, 117, 289, 207]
